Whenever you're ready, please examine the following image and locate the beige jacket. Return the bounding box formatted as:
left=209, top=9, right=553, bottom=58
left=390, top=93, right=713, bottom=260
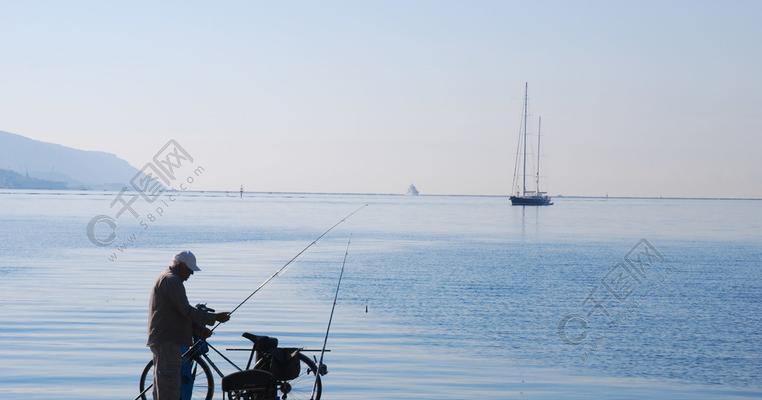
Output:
left=147, top=268, right=216, bottom=346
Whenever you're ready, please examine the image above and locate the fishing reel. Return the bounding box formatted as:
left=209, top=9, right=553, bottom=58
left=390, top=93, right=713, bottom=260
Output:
left=196, top=303, right=216, bottom=313
left=311, top=356, right=329, bottom=376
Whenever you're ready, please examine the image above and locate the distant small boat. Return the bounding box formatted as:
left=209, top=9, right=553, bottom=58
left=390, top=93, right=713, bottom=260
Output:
left=406, top=184, right=420, bottom=196
left=510, top=83, right=552, bottom=206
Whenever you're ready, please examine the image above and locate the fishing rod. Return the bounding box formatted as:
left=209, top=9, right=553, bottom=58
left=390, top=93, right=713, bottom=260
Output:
left=132, top=204, right=367, bottom=400
left=311, top=236, right=351, bottom=400
left=217, top=203, right=365, bottom=328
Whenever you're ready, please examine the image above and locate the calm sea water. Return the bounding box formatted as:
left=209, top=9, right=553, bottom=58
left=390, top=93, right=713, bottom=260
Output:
left=0, top=190, right=760, bottom=399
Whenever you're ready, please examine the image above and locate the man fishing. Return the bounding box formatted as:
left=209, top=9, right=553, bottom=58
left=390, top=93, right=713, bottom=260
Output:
left=147, top=250, right=231, bottom=399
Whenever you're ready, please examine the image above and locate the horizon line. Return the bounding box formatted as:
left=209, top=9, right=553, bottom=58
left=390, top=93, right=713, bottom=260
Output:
left=0, top=188, right=760, bottom=201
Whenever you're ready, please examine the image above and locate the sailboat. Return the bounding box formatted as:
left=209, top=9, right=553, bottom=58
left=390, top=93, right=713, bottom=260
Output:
left=406, top=184, right=420, bottom=196
left=510, top=83, right=553, bottom=206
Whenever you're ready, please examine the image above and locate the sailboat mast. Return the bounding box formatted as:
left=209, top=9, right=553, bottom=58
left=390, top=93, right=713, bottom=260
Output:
left=522, top=82, right=528, bottom=196
left=536, top=116, right=541, bottom=193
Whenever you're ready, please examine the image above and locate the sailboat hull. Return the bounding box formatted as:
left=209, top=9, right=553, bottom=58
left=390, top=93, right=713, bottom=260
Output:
left=510, top=195, right=553, bottom=206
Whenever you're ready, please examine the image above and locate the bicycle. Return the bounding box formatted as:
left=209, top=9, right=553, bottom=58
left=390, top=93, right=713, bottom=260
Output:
left=139, top=309, right=325, bottom=400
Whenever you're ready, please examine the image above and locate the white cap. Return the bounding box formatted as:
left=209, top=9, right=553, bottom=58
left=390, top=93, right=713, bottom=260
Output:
left=174, top=250, right=201, bottom=272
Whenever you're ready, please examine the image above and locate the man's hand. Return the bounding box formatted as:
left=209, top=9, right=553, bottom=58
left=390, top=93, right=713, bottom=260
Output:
left=215, top=312, right=231, bottom=323
left=199, top=327, right=213, bottom=339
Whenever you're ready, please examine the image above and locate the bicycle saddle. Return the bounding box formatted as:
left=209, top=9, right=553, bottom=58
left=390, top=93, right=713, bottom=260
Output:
left=242, top=332, right=259, bottom=343
left=242, top=333, right=279, bottom=352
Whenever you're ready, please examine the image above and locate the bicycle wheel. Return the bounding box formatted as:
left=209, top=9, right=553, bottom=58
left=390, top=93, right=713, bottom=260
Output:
left=139, top=356, right=214, bottom=400
left=279, top=353, right=322, bottom=400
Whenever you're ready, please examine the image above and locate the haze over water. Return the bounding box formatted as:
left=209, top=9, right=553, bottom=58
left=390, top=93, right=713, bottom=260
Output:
left=1, top=190, right=760, bottom=399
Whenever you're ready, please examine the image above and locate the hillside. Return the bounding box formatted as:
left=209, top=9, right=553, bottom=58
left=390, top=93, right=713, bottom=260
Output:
left=0, top=131, right=140, bottom=189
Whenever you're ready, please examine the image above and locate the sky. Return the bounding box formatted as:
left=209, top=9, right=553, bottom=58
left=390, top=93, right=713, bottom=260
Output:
left=1, top=1, right=760, bottom=197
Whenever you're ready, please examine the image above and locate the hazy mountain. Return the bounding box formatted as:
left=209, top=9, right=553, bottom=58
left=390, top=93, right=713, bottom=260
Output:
left=0, top=130, right=140, bottom=189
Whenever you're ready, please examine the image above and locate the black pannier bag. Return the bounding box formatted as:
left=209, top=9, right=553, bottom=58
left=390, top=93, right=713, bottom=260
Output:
left=269, top=347, right=301, bottom=381
left=221, top=369, right=276, bottom=400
